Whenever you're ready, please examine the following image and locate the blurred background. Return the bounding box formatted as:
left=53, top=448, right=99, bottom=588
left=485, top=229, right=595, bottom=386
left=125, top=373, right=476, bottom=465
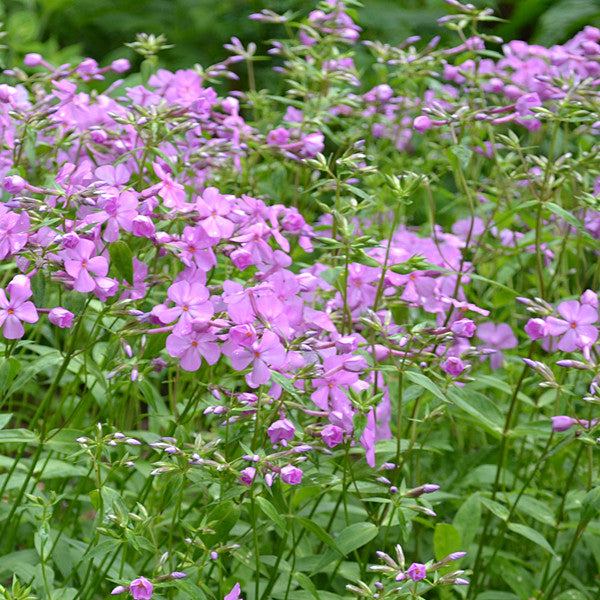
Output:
left=1, top=0, right=600, bottom=81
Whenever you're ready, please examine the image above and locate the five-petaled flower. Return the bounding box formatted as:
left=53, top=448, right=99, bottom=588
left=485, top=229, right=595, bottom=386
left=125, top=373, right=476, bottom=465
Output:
left=0, top=275, right=39, bottom=339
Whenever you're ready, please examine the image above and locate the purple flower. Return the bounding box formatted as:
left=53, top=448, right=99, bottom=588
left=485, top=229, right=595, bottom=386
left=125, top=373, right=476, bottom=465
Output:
left=62, top=239, right=109, bottom=293
left=129, top=577, right=153, bottom=600
left=545, top=300, right=598, bottom=352
left=0, top=275, right=39, bottom=339
left=267, top=418, right=295, bottom=445
left=450, top=318, right=476, bottom=338
left=280, top=464, right=303, bottom=485
left=477, top=322, right=518, bottom=369
left=406, top=562, right=427, bottom=581
left=239, top=467, right=256, bottom=486
left=48, top=307, right=74, bottom=328
left=229, top=330, right=286, bottom=388
left=321, top=424, right=344, bottom=448
left=413, top=115, right=432, bottom=134
left=224, top=583, right=242, bottom=600
left=551, top=415, right=576, bottom=432
left=442, top=356, right=465, bottom=377
left=524, top=318, right=548, bottom=340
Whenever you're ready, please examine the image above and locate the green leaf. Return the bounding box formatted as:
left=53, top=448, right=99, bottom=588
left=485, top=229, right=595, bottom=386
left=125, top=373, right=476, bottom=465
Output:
left=353, top=412, right=368, bottom=441
left=581, top=486, right=600, bottom=525
left=447, top=145, right=473, bottom=170
left=108, top=240, right=134, bottom=285
left=335, top=522, right=378, bottom=555
left=507, top=522, right=557, bottom=557
left=294, top=572, right=321, bottom=600
left=295, top=516, right=341, bottom=554
left=404, top=371, right=447, bottom=403
left=448, top=388, right=504, bottom=437
left=30, top=271, right=46, bottom=307
left=0, top=413, right=12, bottom=430
left=433, top=523, right=462, bottom=562
left=256, top=496, right=287, bottom=536
left=203, top=501, right=241, bottom=547
left=453, top=493, right=480, bottom=549
left=480, top=496, right=509, bottom=521
left=0, top=429, right=37, bottom=444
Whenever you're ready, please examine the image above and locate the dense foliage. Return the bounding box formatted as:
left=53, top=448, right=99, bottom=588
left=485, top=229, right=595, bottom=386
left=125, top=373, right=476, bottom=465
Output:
left=1, top=1, right=600, bottom=600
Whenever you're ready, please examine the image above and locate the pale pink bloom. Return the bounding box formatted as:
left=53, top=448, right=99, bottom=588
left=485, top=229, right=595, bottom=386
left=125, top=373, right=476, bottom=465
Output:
left=62, top=239, right=109, bottom=293
left=0, top=275, right=39, bottom=339
left=545, top=300, right=598, bottom=352
left=129, top=577, right=153, bottom=600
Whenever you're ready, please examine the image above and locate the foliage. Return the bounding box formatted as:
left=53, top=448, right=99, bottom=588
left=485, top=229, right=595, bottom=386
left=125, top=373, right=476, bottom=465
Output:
left=1, top=1, right=600, bottom=600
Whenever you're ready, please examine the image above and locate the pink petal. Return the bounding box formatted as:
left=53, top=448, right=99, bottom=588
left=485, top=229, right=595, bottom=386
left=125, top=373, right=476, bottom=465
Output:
left=15, top=301, right=38, bottom=323
left=2, top=315, right=24, bottom=339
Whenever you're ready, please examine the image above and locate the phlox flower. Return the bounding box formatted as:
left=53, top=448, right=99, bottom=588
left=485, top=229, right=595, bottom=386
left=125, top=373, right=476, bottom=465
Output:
left=166, top=324, right=220, bottom=371
left=224, top=582, right=243, bottom=600
left=129, top=577, right=153, bottom=600
left=0, top=275, right=39, bottom=339
left=406, top=562, right=427, bottom=581
left=0, top=207, right=30, bottom=260
left=280, top=464, right=303, bottom=484
left=154, top=280, right=213, bottom=334
left=196, top=187, right=235, bottom=240
left=62, top=239, right=109, bottom=293
left=229, top=330, right=286, bottom=388
left=545, top=300, right=598, bottom=352
left=477, top=322, right=518, bottom=369
left=267, top=417, right=295, bottom=445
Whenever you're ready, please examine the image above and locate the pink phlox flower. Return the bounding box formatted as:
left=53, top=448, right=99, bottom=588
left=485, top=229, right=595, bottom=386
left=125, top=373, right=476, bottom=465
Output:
left=62, top=238, right=109, bottom=293
left=96, top=190, right=139, bottom=242
left=344, top=263, right=380, bottom=309
left=153, top=162, right=188, bottom=211
left=232, top=222, right=275, bottom=264
left=173, top=225, right=217, bottom=271
left=407, top=562, right=427, bottom=581
left=155, top=280, right=213, bottom=334
left=0, top=274, right=39, bottom=339
left=222, top=280, right=273, bottom=324
left=267, top=417, right=295, bottom=445
left=280, top=464, right=303, bottom=484
left=166, top=324, right=220, bottom=371
left=129, top=577, right=153, bottom=600
left=196, top=187, right=235, bottom=240
left=0, top=208, right=30, bottom=259
left=545, top=300, right=598, bottom=352
left=477, top=322, right=518, bottom=369
left=94, top=163, right=131, bottom=188
left=224, top=582, right=243, bottom=600
left=238, top=467, right=256, bottom=487
left=229, top=330, right=286, bottom=388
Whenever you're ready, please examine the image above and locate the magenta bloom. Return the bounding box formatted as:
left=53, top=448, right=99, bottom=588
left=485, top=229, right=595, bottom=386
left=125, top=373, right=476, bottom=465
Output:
left=229, top=330, right=286, bottom=388
left=224, top=583, right=242, bottom=600
left=48, top=307, right=74, bottom=328
left=551, top=415, right=576, bottom=432
left=321, top=424, right=344, bottom=448
left=545, top=300, right=598, bottom=352
left=406, top=562, right=427, bottom=581
left=477, top=322, right=518, bottom=369
left=239, top=467, right=256, bottom=486
left=155, top=280, right=213, bottom=334
left=280, top=464, right=303, bottom=485
left=62, top=239, right=109, bottom=293
left=129, top=577, right=153, bottom=600
left=166, top=326, right=220, bottom=372
left=267, top=418, right=295, bottom=445
left=0, top=275, right=39, bottom=339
